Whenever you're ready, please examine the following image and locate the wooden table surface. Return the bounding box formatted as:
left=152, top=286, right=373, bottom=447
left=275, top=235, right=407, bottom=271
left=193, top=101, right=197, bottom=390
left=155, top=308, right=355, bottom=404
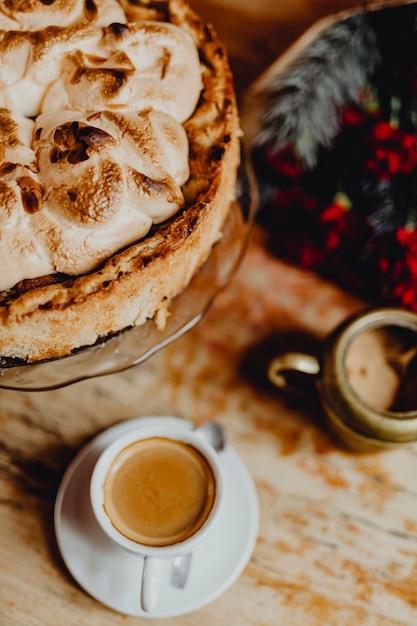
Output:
left=3, top=2, right=417, bottom=625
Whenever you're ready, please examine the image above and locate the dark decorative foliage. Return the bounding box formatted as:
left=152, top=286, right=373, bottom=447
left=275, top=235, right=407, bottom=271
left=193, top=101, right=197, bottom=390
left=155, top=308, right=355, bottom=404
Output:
left=253, top=3, right=417, bottom=311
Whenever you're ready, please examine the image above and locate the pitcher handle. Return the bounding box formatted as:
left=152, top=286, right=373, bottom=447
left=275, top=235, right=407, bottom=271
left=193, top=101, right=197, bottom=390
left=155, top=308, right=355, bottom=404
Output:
left=268, top=352, right=320, bottom=391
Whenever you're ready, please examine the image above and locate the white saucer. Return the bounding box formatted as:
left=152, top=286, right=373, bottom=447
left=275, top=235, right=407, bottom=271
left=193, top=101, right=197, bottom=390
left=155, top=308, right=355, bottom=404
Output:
left=54, top=417, right=259, bottom=618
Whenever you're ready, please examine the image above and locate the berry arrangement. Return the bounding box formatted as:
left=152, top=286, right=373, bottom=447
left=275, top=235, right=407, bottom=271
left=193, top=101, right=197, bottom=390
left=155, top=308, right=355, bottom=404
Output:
left=254, top=6, right=417, bottom=310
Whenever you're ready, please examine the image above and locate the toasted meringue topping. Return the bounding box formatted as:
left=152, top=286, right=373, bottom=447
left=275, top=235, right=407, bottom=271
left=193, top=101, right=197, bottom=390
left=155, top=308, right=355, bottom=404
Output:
left=41, top=21, right=202, bottom=123
left=0, top=20, right=201, bottom=119
left=0, top=24, right=100, bottom=118
left=0, top=2, right=203, bottom=291
left=0, top=107, right=190, bottom=288
left=0, top=109, right=53, bottom=289
left=0, top=0, right=126, bottom=30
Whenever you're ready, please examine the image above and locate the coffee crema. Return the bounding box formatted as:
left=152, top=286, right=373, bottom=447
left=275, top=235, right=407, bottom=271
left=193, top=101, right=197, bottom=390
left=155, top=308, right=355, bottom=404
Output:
left=103, top=437, right=216, bottom=547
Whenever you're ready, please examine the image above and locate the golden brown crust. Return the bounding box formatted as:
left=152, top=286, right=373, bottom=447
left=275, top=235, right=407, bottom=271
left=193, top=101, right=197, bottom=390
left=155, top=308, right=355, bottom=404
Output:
left=0, top=0, right=240, bottom=363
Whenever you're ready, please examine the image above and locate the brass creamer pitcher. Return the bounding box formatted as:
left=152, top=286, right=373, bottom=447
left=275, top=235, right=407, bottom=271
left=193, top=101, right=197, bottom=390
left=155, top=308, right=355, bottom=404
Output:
left=268, top=308, right=417, bottom=452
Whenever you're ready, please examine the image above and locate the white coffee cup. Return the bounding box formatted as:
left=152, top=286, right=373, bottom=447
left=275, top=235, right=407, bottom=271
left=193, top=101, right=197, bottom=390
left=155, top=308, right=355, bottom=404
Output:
left=90, top=421, right=224, bottom=613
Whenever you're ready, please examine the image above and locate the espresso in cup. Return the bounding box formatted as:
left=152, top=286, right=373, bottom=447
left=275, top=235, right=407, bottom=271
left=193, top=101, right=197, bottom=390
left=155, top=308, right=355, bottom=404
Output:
left=103, top=436, right=216, bottom=547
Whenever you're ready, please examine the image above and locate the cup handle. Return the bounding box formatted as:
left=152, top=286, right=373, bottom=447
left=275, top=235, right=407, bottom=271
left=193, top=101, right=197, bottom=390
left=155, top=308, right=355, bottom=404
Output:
left=141, top=556, right=162, bottom=613
left=268, top=352, right=320, bottom=391
left=141, top=553, right=193, bottom=612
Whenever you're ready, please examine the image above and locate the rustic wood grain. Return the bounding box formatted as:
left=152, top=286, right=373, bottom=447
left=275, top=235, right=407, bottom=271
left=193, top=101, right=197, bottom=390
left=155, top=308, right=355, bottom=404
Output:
left=2, top=2, right=417, bottom=624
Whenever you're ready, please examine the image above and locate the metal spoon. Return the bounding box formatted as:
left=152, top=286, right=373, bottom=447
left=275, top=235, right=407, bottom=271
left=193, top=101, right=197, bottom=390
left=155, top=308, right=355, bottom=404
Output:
left=171, top=553, right=192, bottom=589
left=194, top=421, right=225, bottom=452
left=386, top=344, right=417, bottom=379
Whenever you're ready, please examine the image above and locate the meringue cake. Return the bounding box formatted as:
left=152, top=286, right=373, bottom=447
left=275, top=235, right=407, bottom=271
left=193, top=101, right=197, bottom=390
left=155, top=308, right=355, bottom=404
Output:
left=0, top=0, right=240, bottom=364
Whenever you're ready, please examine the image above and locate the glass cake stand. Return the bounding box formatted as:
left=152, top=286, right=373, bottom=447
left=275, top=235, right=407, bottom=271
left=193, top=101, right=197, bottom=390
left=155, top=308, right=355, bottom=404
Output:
left=0, top=146, right=257, bottom=391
